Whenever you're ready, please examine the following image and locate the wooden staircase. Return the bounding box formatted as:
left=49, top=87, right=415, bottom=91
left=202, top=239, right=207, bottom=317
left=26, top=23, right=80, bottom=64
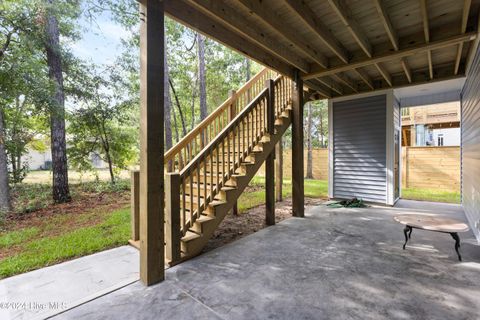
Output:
left=130, top=68, right=293, bottom=266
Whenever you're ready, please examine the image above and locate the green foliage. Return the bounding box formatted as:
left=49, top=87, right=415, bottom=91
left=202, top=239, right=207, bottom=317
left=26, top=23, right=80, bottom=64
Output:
left=67, top=65, right=138, bottom=183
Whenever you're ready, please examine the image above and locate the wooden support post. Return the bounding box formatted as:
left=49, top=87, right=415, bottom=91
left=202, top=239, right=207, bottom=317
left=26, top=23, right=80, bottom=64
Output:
left=275, top=138, right=283, bottom=202
left=292, top=70, right=304, bottom=217
left=131, top=170, right=140, bottom=241
left=139, top=0, right=165, bottom=286
left=165, top=173, right=181, bottom=264
left=266, top=79, right=275, bottom=225
left=228, top=89, right=239, bottom=216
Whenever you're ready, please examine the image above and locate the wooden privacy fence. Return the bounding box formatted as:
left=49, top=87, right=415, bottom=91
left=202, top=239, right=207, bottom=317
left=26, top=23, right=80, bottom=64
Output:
left=259, top=148, right=328, bottom=180
left=402, top=146, right=460, bottom=191
left=260, top=146, right=459, bottom=191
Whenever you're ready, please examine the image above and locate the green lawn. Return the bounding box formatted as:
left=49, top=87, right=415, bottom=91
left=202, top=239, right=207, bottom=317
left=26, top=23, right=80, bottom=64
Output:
left=401, top=187, right=460, bottom=204
left=0, top=207, right=131, bottom=278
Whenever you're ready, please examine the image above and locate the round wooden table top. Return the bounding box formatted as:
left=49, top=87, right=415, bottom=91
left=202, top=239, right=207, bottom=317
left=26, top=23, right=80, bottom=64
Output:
left=394, top=214, right=470, bottom=233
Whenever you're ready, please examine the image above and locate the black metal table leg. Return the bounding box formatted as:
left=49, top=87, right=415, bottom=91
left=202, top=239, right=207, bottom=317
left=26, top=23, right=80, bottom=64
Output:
left=450, top=232, right=462, bottom=261
left=408, top=227, right=413, bottom=239
left=403, top=226, right=412, bottom=250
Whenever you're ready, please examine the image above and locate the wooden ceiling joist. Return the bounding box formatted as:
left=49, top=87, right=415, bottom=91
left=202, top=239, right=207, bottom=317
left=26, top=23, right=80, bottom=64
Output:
left=164, top=0, right=295, bottom=76
left=375, top=63, right=392, bottom=86
left=373, top=0, right=412, bottom=83
left=353, top=68, right=374, bottom=90
left=420, top=0, right=433, bottom=79
left=400, top=58, right=412, bottom=83
left=316, top=77, right=344, bottom=95
left=454, top=0, right=472, bottom=75
left=236, top=0, right=328, bottom=68
left=332, top=73, right=358, bottom=92
left=327, top=0, right=372, bottom=57
left=373, top=0, right=399, bottom=51
left=183, top=0, right=310, bottom=73
left=282, top=0, right=348, bottom=63
left=304, top=32, right=476, bottom=80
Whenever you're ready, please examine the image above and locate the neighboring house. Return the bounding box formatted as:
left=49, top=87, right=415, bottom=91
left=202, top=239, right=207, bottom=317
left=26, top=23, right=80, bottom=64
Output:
left=401, top=102, right=460, bottom=146
left=24, top=147, right=106, bottom=170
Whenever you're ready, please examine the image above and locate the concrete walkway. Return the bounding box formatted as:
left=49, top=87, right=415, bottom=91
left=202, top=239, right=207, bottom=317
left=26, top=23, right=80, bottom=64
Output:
left=48, top=200, right=479, bottom=320
left=0, top=246, right=139, bottom=320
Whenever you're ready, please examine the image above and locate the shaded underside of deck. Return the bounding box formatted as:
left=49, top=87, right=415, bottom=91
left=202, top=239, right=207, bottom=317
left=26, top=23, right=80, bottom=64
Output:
left=53, top=200, right=480, bottom=320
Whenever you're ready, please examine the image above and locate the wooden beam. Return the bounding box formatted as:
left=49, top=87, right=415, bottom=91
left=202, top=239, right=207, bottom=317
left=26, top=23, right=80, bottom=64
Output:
left=183, top=0, right=309, bottom=73
left=266, top=79, right=275, bottom=226
left=275, top=138, right=283, bottom=202
left=327, top=0, right=372, bottom=57
left=353, top=68, right=374, bottom=90
left=373, top=0, right=399, bottom=50
left=375, top=63, right=392, bottom=86
left=236, top=0, right=328, bottom=68
left=165, top=173, right=181, bottom=263
left=419, top=0, right=433, bottom=79
left=283, top=0, right=348, bottom=63
left=130, top=170, right=140, bottom=241
left=454, top=0, right=472, bottom=75
left=304, top=32, right=476, bottom=79
left=165, top=0, right=294, bottom=76
left=292, top=70, right=304, bottom=218
left=139, top=0, right=165, bottom=286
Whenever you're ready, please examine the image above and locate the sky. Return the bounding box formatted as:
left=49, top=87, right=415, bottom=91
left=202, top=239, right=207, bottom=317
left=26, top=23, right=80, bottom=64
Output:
left=69, top=9, right=126, bottom=66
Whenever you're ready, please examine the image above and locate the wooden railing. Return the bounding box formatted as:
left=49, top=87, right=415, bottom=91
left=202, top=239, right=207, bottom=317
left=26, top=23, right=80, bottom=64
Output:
left=165, top=75, right=292, bottom=262
left=164, top=68, right=278, bottom=172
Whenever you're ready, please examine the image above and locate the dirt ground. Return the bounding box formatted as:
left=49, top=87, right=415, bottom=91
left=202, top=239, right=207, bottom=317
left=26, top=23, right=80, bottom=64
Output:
left=202, top=197, right=325, bottom=253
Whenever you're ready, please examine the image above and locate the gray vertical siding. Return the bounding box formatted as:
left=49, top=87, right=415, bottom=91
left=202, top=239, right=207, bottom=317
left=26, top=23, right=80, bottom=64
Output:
left=461, top=47, right=480, bottom=241
left=333, top=95, right=387, bottom=203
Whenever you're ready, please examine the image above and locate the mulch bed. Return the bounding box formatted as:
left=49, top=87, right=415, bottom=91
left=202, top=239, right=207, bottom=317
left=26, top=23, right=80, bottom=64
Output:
left=202, top=197, right=325, bottom=253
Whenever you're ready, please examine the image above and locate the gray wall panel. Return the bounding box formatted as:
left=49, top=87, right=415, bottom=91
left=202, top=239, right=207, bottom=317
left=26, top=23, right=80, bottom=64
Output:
left=461, top=46, right=480, bottom=241
left=333, top=95, right=387, bottom=203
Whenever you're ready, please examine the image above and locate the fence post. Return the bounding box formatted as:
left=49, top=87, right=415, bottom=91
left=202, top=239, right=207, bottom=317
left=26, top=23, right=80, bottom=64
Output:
left=165, top=173, right=181, bottom=264
left=130, top=170, right=140, bottom=242
left=402, top=147, right=408, bottom=188
left=265, top=79, right=275, bottom=225
left=228, top=90, right=239, bottom=216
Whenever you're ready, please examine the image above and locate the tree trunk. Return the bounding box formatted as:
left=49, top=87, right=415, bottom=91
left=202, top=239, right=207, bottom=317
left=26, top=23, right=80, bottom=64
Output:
left=245, top=58, right=251, bottom=82
left=0, top=109, right=11, bottom=215
left=45, top=1, right=70, bottom=203
left=306, top=102, right=313, bottom=179
left=198, top=34, right=207, bottom=121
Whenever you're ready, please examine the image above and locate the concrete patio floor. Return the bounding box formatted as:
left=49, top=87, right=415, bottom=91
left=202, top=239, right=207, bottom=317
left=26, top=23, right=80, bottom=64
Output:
left=48, top=199, right=480, bottom=320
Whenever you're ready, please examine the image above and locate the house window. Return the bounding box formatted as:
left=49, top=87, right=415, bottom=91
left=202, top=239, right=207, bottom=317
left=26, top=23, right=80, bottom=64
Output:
left=438, top=134, right=444, bottom=146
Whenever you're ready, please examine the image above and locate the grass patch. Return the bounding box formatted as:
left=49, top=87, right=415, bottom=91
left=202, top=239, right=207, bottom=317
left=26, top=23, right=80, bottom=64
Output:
left=0, top=227, right=39, bottom=248
left=401, top=187, right=460, bottom=204
left=0, top=207, right=130, bottom=278
left=238, top=177, right=328, bottom=213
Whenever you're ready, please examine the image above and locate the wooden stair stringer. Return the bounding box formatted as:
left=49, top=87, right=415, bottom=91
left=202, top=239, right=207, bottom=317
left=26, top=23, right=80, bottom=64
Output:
left=179, top=112, right=292, bottom=259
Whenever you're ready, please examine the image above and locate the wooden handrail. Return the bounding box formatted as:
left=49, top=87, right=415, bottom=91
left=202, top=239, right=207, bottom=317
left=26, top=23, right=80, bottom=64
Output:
left=180, top=88, right=269, bottom=178
left=164, top=67, right=277, bottom=170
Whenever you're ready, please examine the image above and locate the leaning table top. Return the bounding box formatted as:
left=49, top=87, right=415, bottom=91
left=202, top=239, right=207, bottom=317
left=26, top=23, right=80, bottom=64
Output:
left=394, top=214, right=470, bottom=233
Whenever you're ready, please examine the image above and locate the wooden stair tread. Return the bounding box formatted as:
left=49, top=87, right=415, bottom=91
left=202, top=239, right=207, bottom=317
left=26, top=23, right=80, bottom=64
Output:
left=182, top=230, right=201, bottom=242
